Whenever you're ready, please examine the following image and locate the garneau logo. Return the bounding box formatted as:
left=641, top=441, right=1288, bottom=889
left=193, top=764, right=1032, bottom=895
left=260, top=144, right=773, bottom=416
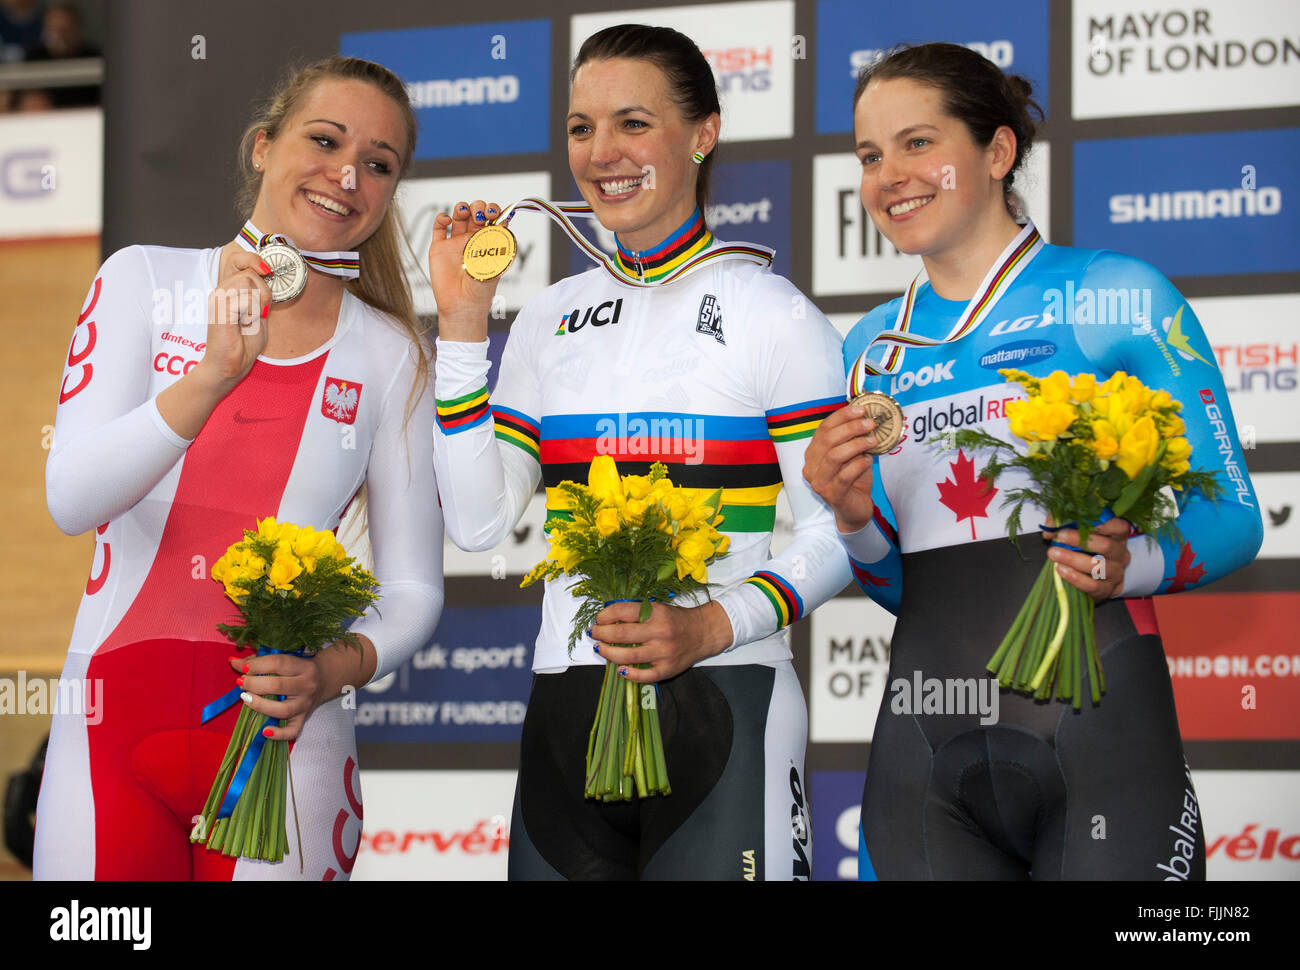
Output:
left=553, top=298, right=623, bottom=335
left=1199, top=388, right=1254, bottom=507
left=1110, top=186, right=1281, bottom=224
left=50, top=900, right=150, bottom=950
left=406, top=75, right=519, bottom=108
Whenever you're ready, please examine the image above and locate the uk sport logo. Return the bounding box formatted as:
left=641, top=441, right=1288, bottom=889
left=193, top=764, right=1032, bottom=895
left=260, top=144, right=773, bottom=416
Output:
left=322, top=378, right=362, bottom=424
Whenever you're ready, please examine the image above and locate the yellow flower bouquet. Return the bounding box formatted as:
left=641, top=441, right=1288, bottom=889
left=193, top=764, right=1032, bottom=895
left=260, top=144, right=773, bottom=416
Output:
left=192, top=518, right=379, bottom=862
left=522, top=456, right=729, bottom=800
left=944, top=369, right=1220, bottom=707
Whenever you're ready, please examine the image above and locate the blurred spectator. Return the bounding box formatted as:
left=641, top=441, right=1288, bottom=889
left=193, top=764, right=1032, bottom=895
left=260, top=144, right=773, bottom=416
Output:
left=0, top=0, right=44, bottom=62
left=15, top=85, right=52, bottom=110
left=24, top=2, right=97, bottom=106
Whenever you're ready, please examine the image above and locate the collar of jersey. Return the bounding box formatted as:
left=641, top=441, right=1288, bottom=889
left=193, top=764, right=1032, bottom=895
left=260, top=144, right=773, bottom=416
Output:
left=613, top=209, right=713, bottom=283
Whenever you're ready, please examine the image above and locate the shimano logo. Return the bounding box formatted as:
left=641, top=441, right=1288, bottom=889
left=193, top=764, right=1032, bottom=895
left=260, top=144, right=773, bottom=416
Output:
left=1110, top=187, right=1281, bottom=223
left=850, top=39, right=1012, bottom=76
left=407, top=75, right=519, bottom=108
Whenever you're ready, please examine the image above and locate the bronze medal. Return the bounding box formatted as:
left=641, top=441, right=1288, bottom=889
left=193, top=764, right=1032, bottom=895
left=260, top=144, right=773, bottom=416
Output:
left=462, top=223, right=517, bottom=281
left=851, top=391, right=905, bottom=455
left=258, top=241, right=309, bottom=303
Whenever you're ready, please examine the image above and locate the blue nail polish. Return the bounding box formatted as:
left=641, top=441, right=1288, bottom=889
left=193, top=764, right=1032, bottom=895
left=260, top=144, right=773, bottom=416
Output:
left=474, top=211, right=486, bottom=222
left=593, top=644, right=600, bottom=654
left=458, top=204, right=468, bottom=211
left=618, top=667, right=628, bottom=678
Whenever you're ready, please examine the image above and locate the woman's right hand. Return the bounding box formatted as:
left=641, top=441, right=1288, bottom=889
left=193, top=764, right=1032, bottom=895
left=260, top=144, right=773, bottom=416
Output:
left=426, top=200, right=504, bottom=342
left=802, top=400, right=880, bottom=534
left=194, top=250, right=273, bottom=395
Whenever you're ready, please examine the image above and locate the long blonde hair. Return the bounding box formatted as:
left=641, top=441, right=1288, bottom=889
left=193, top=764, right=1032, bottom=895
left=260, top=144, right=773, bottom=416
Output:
left=235, top=56, right=430, bottom=412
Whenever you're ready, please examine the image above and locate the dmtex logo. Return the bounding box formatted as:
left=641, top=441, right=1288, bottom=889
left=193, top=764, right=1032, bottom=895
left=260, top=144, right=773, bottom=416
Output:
left=342, top=20, right=550, bottom=160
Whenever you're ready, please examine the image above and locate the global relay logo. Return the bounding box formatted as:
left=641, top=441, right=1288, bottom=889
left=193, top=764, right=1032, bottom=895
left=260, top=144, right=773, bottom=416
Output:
left=342, top=19, right=550, bottom=160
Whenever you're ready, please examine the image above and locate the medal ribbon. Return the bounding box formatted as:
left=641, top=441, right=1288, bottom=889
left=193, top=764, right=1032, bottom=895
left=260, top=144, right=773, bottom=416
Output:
left=496, top=198, right=774, bottom=287
left=846, top=221, right=1044, bottom=398
left=237, top=221, right=360, bottom=280
left=200, top=644, right=304, bottom=819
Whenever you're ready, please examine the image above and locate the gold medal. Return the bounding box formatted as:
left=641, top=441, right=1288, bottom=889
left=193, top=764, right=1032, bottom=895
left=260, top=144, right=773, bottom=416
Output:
left=851, top=391, right=905, bottom=455
left=462, top=223, right=517, bottom=281
left=258, top=241, right=309, bottom=303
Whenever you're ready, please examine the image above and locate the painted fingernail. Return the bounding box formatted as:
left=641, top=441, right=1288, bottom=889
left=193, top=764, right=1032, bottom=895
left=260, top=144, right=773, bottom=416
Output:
left=260, top=304, right=269, bottom=319
left=258, top=260, right=271, bottom=274
left=474, top=211, right=485, bottom=222
left=262, top=727, right=274, bottom=738
left=487, top=206, right=498, bottom=214
left=243, top=664, right=250, bottom=673
left=458, top=204, right=468, bottom=212
left=240, top=692, right=253, bottom=704
left=618, top=667, right=628, bottom=678
left=236, top=676, right=245, bottom=687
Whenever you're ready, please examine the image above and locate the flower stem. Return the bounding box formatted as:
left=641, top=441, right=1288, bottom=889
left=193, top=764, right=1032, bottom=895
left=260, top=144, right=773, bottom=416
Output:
left=1029, top=567, right=1071, bottom=691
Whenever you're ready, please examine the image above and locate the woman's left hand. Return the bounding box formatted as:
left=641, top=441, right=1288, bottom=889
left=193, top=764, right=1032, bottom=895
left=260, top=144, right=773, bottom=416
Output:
left=1044, top=516, right=1132, bottom=603
left=591, top=601, right=734, bottom=683
left=229, top=636, right=376, bottom=741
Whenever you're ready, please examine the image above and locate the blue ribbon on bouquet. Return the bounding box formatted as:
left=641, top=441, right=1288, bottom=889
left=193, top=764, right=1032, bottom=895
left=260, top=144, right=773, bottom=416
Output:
left=1040, top=508, right=1117, bottom=554
left=200, top=644, right=300, bottom=820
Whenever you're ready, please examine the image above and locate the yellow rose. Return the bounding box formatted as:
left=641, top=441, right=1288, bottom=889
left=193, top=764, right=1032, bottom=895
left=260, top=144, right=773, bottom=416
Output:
left=1008, top=398, right=1075, bottom=442
left=1090, top=419, right=1120, bottom=461
left=237, top=550, right=267, bottom=578
left=268, top=552, right=303, bottom=590
left=1070, top=373, right=1096, bottom=403
left=624, top=498, right=648, bottom=523
left=623, top=475, right=653, bottom=500
left=1039, top=370, right=1071, bottom=404
left=211, top=551, right=233, bottom=583
left=1116, top=416, right=1160, bottom=479
left=594, top=507, right=621, bottom=537
left=1162, top=436, right=1192, bottom=468
left=675, top=531, right=714, bottom=582
left=1159, top=414, right=1186, bottom=439
left=1150, top=389, right=1173, bottom=411
left=223, top=581, right=248, bottom=603
left=587, top=456, right=625, bottom=509
left=549, top=536, right=582, bottom=572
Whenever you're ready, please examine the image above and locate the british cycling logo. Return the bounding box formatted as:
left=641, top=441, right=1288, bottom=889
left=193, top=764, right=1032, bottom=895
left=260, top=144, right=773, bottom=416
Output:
left=702, top=45, right=773, bottom=94
left=696, top=293, right=725, bottom=344
left=321, top=378, right=362, bottom=425
left=553, top=298, right=624, bottom=335
left=50, top=900, right=150, bottom=950
left=0, top=672, right=101, bottom=724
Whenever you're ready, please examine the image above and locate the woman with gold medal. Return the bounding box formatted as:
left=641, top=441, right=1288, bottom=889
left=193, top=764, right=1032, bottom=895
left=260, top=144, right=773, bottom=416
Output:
left=428, top=24, right=850, bottom=880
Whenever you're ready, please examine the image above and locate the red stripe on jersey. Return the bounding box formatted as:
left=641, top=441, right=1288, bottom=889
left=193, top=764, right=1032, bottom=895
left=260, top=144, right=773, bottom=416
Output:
left=540, top=436, right=777, bottom=466
left=1124, top=597, right=1161, bottom=638
left=97, top=356, right=328, bottom=653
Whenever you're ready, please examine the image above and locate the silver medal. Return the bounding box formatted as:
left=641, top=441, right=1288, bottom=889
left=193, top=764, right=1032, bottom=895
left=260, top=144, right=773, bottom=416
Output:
left=258, top=241, right=308, bottom=303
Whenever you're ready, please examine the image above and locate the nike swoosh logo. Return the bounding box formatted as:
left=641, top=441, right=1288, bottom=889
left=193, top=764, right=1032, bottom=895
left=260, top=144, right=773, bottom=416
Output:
left=232, top=410, right=281, bottom=424
left=1166, top=306, right=1212, bottom=365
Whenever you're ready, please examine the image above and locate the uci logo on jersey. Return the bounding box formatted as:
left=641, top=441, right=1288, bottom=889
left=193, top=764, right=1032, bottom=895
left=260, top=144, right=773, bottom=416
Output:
left=553, top=298, right=623, bottom=335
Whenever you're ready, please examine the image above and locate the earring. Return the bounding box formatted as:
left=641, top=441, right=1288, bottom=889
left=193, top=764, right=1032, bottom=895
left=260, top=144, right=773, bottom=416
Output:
left=254, top=162, right=261, bottom=171
left=692, top=151, right=706, bottom=165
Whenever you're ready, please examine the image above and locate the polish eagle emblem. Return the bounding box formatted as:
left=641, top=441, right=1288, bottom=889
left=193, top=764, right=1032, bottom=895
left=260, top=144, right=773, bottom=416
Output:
left=321, top=377, right=362, bottom=424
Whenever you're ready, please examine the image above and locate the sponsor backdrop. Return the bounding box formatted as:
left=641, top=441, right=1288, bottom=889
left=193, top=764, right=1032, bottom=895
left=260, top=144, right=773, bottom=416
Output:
left=104, top=0, right=1299, bottom=879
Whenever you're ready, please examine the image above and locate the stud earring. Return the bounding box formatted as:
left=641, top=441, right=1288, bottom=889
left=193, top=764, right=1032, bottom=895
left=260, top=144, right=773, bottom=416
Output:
left=691, top=151, right=706, bottom=165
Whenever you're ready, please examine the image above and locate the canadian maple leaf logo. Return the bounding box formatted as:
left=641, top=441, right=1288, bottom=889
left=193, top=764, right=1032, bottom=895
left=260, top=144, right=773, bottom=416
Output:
left=1164, top=541, right=1207, bottom=593
left=936, top=450, right=998, bottom=540
left=852, top=563, right=890, bottom=588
